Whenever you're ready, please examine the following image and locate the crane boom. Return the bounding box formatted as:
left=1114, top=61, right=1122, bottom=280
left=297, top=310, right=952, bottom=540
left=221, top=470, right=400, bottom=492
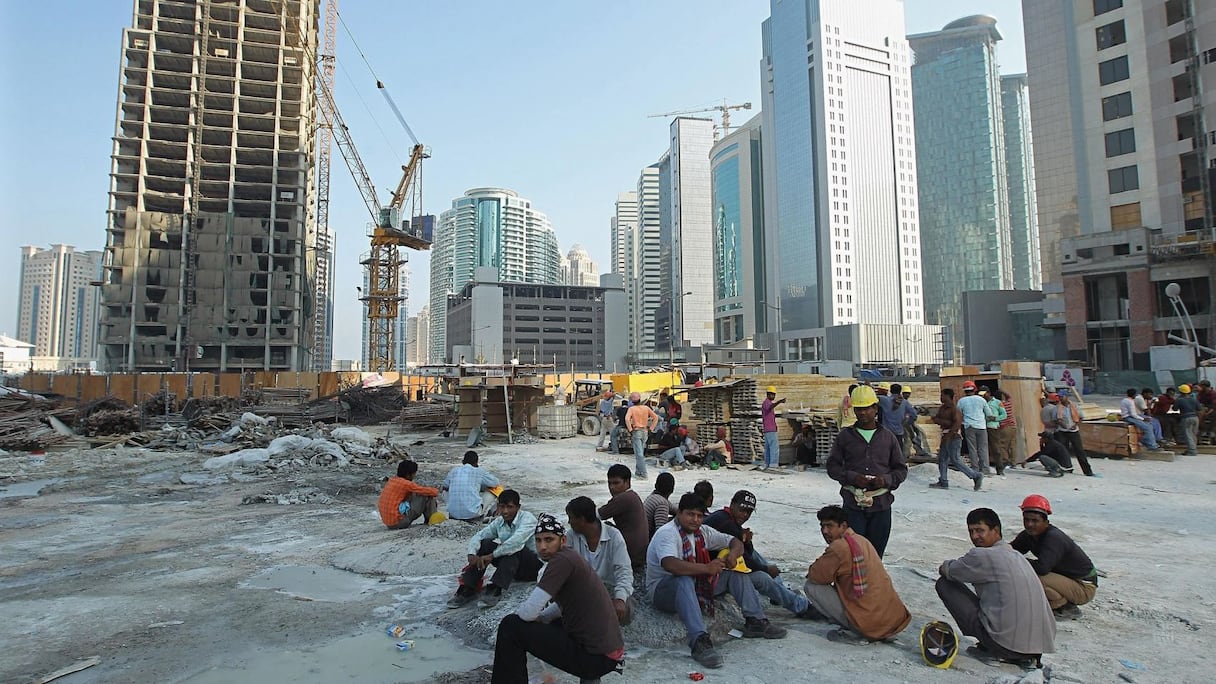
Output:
left=648, top=99, right=753, bottom=139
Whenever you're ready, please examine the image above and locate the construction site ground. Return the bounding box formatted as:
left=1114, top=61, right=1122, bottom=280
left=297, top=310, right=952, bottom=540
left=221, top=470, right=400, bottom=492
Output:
left=2, top=412, right=1213, bottom=683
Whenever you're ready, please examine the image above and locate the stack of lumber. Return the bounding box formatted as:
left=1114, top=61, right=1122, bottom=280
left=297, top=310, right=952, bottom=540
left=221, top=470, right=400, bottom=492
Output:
left=75, top=396, right=140, bottom=436
left=729, top=418, right=764, bottom=463
left=397, top=402, right=455, bottom=428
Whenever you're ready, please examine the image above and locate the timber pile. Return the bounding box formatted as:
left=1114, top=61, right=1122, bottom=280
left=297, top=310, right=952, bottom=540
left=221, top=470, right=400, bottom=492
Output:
left=338, top=385, right=407, bottom=424
left=398, top=402, right=454, bottom=428
left=141, top=390, right=178, bottom=416
left=76, top=396, right=141, bottom=436
left=0, top=387, right=73, bottom=450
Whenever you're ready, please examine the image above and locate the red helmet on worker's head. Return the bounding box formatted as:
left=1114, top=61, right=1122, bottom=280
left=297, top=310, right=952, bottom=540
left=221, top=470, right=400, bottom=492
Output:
left=962, top=380, right=977, bottom=391
left=677, top=426, right=689, bottom=438
left=1020, top=494, right=1052, bottom=516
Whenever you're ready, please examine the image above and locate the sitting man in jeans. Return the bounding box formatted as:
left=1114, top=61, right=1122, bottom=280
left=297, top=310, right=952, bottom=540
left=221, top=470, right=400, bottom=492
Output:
left=1120, top=388, right=1161, bottom=452
left=447, top=489, right=541, bottom=610
left=936, top=507, right=1056, bottom=668
left=646, top=492, right=787, bottom=670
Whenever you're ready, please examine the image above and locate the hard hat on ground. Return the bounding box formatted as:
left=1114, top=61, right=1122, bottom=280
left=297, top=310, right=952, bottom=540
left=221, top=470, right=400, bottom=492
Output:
left=428, top=511, right=448, bottom=525
left=920, top=621, right=959, bottom=669
left=850, top=385, right=880, bottom=408
left=1020, top=494, right=1052, bottom=516
left=1179, top=384, right=1192, bottom=394
left=765, top=385, right=778, bottom=394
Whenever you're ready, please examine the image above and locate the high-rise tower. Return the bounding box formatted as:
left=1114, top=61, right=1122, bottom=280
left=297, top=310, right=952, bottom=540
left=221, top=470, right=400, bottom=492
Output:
left=102, top=0, right=320, bottom=371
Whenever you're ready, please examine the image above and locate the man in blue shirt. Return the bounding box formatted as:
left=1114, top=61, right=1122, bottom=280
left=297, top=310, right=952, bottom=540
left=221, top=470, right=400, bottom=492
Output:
left=879, top=383, right=917, bottom=459
left=448, top=489, right=540, bottom=609
left=442, top=450, right=500, bottom=521
left=957, top=381, right=994, bottom=474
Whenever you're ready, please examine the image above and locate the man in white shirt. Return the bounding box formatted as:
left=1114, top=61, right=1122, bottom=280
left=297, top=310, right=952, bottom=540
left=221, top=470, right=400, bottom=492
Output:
left=1119, top=388, right=1161, bottom=451
left=564, top=496, right=636, bottom=624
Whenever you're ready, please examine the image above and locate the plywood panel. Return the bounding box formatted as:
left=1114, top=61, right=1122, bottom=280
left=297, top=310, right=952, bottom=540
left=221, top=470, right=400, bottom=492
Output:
left=191, top=373, right=216, bottom=397
left=136, top=374, right=163, bottom=402
left=81, top=375, right=109, bottom=403
left=218, top=373, right=242, bottom=398
left=109, top=374, right=136, bottom=404
left=21, top=373, right=52, bottom=393
left=318, top=372, right=340, bottom=398
left=51, top=374, right=81, bottom=402
left=1001, top=360, right=1043, bottom=465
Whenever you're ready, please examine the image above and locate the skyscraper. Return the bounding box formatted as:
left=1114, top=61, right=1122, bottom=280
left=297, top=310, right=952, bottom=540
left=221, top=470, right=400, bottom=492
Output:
left=102, top=0, right=320, bottom=371
left=403, top=304, right=429, bottom=368
left=634, top=166, right=664, bottom=353
left=427, top=187, right=560, bottom=360
left=761, top=0, right=924, bottom=359
left=710, top=115, right=768, bottom=344
left=610, top=191, right=640, bottom=352
left=564, top=245, right=599, bottom=286
left=664, top=117, right=716, bottom=350
left=18, top=245, right=104, bottom=364
left=1023, top=0, right=1216, bottom=369
left=909, top=16, right=1040, bottom=338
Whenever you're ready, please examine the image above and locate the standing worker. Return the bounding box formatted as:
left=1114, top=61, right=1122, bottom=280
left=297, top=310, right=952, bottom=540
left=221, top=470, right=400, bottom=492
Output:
left=1054, top=391, right=1095, bottom=476
left=625, top=392, right=659, bottom=480
left=826, top=385, right=908, bottom=557
left=1175, top=384, right=1201, bottom=456
left=761, top=386, right=786, bottom=471
left=595, top=390, right=616, bottom=452
left=957, top=381, right=994, bottom=474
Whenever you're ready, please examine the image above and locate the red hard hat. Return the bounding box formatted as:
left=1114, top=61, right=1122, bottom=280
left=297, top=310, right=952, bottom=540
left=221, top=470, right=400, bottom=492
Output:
left=1020, top=494, right=1052, bottom=516
left=962, top=380, right=977, bottom=391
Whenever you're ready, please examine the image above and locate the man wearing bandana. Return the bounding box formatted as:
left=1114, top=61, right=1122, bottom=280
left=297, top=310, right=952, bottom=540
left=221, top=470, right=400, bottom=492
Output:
left=645, top=493, right=787, bottom=670
left=492, top=513, right=625, bottom=683
left=804, top=505, right=911, bottom=643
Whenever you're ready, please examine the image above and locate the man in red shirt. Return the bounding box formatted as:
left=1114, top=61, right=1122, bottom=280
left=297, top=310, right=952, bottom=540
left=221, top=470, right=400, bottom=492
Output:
left=1150, top=387, right=1177, bottom=444
left=377, top=460, right=439, bottom=529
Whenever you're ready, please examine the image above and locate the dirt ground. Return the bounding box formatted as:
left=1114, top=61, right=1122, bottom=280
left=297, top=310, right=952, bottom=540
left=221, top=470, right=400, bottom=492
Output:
left=2, top=407, right=1213, bottom=684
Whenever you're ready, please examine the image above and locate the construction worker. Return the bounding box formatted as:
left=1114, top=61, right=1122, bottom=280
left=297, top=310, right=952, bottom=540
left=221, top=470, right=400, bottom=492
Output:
left=761, top=385, right=786, bottom=470
left=1011, top=494, right=1099, bottom=620
left=625, top=392, right=659, bottom=480
left=377, top=460, right=440, bottom=529
left=1176, top=384, right=1200, bottom=455
left=595, top=390, right=616, bottom=452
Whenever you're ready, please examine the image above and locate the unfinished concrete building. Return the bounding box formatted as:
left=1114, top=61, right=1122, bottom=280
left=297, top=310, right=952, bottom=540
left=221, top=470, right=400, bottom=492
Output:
left=102, top=0, right=320, bottom=371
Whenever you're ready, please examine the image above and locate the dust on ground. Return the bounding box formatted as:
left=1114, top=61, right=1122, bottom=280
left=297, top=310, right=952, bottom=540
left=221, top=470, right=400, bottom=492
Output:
left=2, top=418, right=1213, bottom=684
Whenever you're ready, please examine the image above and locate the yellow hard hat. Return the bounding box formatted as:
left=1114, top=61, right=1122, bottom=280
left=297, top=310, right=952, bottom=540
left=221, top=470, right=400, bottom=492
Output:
left=1179, top=384, right=1192, bottom=394
left=851, top=385, right=880, bottom=408
left=428, top=511, right=448, bottom=525
left=488, top=485, right=504, bottom=497
left=765, top=385, right=777, bottom=394
left=716, top=548, right=751, bottom=573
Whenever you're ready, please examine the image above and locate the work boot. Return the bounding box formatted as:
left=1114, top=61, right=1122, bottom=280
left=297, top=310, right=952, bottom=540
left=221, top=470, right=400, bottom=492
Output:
left=742, top=617, right=787, bottom=639
left=973, top=474, right=983, bottom=491
left=796, top=603, right=828, bottom=620
left=1053, top=603, right=1082, bottom=620
left=446, top=586, right=475, bottom=609
left=929, top=481, right=948, bottom=489
left=478, top=585, right=503, bottom=608
left=691, top=633, right=723, bottom=669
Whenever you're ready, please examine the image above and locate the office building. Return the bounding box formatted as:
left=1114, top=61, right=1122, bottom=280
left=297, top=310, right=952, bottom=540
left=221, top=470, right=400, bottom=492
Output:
left=18, top=245, right=104, bottom=365
left=709, top=114, right=768, bottom=345
left=0, top=335, right=34, bottom=375
left=446, top=267, right=626, bottom=371
left=428, top=188, right=560, bottom=361
left=761, top=0, right=928, bottom=365
left=661, top=117, right=716, bottom=351
left=633, top=166, right=664, bottom=354
left=909, top=16, right=1041, bottom=343
left=404, top=304, right=430, bottom=367
left=563, top=244, right=599, bottom=286
left=609, top=191, right=640, bottom=352
left=1023, top=0, right=1216, bottom=369
left=101, top=0, right=321, bottom=371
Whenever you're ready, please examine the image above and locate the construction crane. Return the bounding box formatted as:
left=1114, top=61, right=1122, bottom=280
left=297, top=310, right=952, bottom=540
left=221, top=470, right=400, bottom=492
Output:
left=648, top=99, right=753, bottom=141
left=283, top=0, right=431, bottom=373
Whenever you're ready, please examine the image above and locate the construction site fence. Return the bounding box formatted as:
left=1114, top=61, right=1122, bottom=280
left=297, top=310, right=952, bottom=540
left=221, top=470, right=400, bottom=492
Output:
left=15, top=371, right=621, bottom=407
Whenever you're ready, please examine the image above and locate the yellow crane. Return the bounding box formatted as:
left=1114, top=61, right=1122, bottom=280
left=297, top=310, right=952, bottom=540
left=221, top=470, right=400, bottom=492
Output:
left=648, top=99, right=753, bottom=140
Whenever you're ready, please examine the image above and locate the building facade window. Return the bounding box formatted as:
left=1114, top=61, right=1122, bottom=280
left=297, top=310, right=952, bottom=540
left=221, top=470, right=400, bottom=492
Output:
left=1165, top=0, right=1189, bottom=25
left=1098, top=56, right=1130, bottom=85
left=1108, top=165, right=1139, bottom=193
left=1102, top=92, right=1133, bottom=121
left=1104, top=128, right=1136, bottom=157
left=1093, top=0, right=1123, bottom=16
left=1095, top=21, right=1126, bottom=50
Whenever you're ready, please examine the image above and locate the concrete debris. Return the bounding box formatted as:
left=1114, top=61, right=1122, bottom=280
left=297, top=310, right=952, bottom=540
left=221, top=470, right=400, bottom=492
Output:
left=241, top=487, right=335, bottom=506
left=203, top=448, right=272, bottom=470
left=330, top=426, right=372, bottom=447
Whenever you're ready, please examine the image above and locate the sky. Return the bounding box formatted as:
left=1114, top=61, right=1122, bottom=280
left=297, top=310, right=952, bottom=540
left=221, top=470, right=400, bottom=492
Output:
left=0, top=0, right=1027, bottom=361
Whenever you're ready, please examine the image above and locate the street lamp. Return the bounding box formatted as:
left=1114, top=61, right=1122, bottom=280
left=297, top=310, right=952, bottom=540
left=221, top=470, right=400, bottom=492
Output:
left=1165, top=282, right=1215, bottom=357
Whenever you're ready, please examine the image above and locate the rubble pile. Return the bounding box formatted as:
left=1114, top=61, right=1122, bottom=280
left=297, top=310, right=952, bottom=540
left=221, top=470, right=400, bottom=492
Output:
left=76, top=396, right=141, bottom=436
left=0, top=387, right=73, bottom=451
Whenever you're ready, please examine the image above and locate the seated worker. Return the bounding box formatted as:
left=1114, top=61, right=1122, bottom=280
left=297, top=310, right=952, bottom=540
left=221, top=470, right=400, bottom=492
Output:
left=565, top=496, right=636, bottom=625
left=377, top=460, right=439, bottom=529
left=598, top=464, right=650, bottom=569
left=658, top=426, right=700, bottom=471
left=791, top=422, right=819, bottom=469
left=693, top=480, right=714, bottom=509
left=443, top=450, right=500, bottom=522
left=646, top=493, right=787, bottom=670
left=704, top=490, right=817, bottom=618
left=643, top=472, right=678, bottom=538
left=1026, top=432, right=1068, bottom=477
left=448, top=489, right=540, bottom=610
left=804, top=505, right=911, bottom=642
left=936, top=508, right=1056, bottom=668
left=491, top=514, right=624, bottom=684
left=1012, top=495, right=1098, bottom=620
left=703, top=427, right=732, bottom=466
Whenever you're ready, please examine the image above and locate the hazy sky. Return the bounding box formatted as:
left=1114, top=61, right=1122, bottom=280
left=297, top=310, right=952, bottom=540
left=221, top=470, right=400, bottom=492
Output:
left=0, top=0, right=1026, bottom=361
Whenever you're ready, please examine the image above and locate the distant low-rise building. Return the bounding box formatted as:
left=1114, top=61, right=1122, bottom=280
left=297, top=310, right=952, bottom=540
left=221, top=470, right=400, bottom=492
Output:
left=446, top=267, right=627, bottom=371
left=0, top=335, right=34, bottom=375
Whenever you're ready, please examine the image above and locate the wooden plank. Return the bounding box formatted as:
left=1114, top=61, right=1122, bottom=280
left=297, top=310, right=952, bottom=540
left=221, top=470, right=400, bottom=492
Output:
left=218, top=373, right=242, bottom=398
left=1001, top=360, right=1042, bottom=466
left=109, top=374, right=136, bottom=404
left=81, top=375, right=109, bottom=403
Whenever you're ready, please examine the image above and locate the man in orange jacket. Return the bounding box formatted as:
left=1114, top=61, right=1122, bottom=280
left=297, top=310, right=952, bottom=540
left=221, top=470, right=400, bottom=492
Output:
left=377, top=460, right=439, bottom=529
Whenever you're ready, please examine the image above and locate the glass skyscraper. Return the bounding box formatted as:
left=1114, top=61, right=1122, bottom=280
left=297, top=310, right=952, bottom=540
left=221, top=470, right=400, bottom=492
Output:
left=760, top=0, right=924, bottom=359
left=710, top=115, right=767, bottom=344
left=909, top=16, right=1040, bottom=336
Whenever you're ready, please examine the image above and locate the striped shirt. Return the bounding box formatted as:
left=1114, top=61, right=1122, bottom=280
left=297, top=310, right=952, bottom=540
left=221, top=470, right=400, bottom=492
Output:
left=999, top=399, right=1016, bottom=429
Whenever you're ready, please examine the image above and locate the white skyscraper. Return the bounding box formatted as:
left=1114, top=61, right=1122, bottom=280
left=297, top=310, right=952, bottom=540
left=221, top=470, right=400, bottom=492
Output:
left=428, top=188, right=560, bottom=360
left=610, top=191, right=640, bottom=352
left=666, top=117, right=716, bottom=349
left=404, top=303, right=430, bottom=367
left=18, top=245, right=104, bottom=364
left=634, top=166, right=664, bottom=352
left=564, top=245, right=599, bottom=286
left=762, top=0, right=925, bottom=350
